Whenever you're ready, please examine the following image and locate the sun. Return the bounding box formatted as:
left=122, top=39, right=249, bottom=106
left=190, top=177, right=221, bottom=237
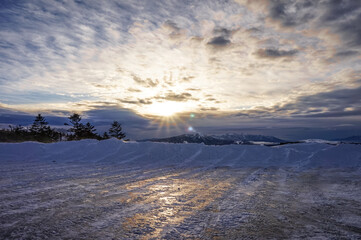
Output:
left=145, top=101, right=185, bottom=117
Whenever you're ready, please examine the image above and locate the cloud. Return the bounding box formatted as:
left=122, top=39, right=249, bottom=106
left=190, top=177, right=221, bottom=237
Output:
left=0, top=106, right=67, bottom=127
left=213, top=27, right=232, bottom=36
left=0, top=90, right=94, bottom=105
left=234, top=84, right=361, bottom=119
left=255, top=48, right=298, bottom=59
left=207, top=36, right=231, bottom=46
left=162, top=20, right=186, bottom=39
left=200, top=107, right=218, bottom=111
left=181, top=76, right=195, bottom=82
left=286, top=85, right=361, bottom=118
left=0, top=0, right=328, bottom=116
left=163, top=20, right=180, bottom=31
left=155, top=92, right=196, bottom=102
left=132, top=75, right=159, bottom=88
left=332, top=12, right=361, bottom=47
left=118, top=98, right=153, bottom=105
left=186, top=88, right=201, bottom=91
left=84, top=107, right=149, bottom=125
left=127, top=88, right=142, bottom=93
left=261, top=0, right=361, bottom=48
left=81, top=107, right=156, bottom=139
left=268, top=0, right=317, bottom=27
left=206, top=27, right=233, bottom=47
left=334, top=50, right=359, bottom=58
left=321, top=0, right=360, bottom=22
left=138, top=99, right=153, bottom=105
left=0, top=0, right=360, bottom=140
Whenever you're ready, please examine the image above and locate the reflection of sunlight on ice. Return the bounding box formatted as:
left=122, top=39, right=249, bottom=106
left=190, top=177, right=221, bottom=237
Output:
left=150, top=184, right=170, bottom=192
left=159, top=207, right=175, bottom=218
left=152, top=184, right=178, bottom=218
left=159, top=196, right=176, bottom=205
left=120, top=171, right=234, bottom=239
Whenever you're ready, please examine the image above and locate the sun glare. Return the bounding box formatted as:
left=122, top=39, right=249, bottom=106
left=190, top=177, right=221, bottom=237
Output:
left=145, top=101, right=184, bottom=117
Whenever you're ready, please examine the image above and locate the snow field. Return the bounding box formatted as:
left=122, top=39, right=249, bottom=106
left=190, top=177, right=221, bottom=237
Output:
left=1, top=139, right=361, bottom=239
left=1, top=138, right=361, bottom=169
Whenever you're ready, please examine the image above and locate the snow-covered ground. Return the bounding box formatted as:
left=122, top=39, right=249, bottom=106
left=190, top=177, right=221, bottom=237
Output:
left=1, top=139, right=361, bottom=239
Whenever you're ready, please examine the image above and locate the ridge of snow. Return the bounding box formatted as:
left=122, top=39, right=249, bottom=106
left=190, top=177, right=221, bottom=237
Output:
left=1, top=139, right=360, bottom=169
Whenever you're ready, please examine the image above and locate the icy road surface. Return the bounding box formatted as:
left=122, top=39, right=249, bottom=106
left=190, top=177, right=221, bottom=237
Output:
left=1, top=140, right=361, bottom=239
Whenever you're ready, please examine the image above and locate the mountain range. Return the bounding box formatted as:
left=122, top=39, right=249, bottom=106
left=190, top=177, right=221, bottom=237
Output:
left=139, top=133, right=287, bottom=146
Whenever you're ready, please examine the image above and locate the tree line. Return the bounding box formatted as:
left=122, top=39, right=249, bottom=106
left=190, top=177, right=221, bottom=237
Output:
left=0, top=113, right=126, bottom=143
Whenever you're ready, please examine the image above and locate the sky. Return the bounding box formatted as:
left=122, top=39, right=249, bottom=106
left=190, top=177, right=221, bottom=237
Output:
left=0, top=0, right=360, bottom=140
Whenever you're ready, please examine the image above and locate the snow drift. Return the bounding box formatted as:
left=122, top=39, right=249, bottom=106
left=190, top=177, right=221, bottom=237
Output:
left=1, top=139, right=361, bottom=169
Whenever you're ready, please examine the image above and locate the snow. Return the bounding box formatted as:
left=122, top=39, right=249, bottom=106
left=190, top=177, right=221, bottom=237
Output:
left=1, top=139, right=361, bottom=239
left=302, top=139, right=340, bottom=144
left=1, top=139, right=360, bottom=169
left=211, top=133, right=285, bottom=142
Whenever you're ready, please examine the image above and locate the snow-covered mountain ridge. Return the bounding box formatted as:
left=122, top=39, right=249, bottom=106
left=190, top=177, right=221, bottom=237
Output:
left=139, top=133, right=286, bottom=145
left=1, top=139, right=360, bottom=169
left=210, top=133, right=285, bottom=143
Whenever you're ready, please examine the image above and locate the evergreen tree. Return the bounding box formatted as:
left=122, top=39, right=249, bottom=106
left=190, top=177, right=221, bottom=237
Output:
left=65, top=113, right=83, bottom=140
left=1, top=116, right=60, bottom=143
left=30, top=114, right=50, bottom=135
left=6, top=125, right=32, bottom=142
left=29, top=114, right=57, bottom=142
left=65, top=114, right=98, bottom=140
left=82, top=122, right=98, bottom=139
left=66, top=113, right=82, bottom=132
left=102, top=132, right=110, bottom=140
left=9, top=124, right=26, bottom=135
left=108, top=121, right=126, bottom=139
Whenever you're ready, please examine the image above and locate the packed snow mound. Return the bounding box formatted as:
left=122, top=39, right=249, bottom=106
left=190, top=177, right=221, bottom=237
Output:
left=1, top=139, right=361, bottom=169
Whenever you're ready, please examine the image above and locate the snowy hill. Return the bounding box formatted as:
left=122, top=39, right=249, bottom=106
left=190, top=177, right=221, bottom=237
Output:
left=139, top=133, right=286, bottom=145
left=1, top=139, right=360, bottom=169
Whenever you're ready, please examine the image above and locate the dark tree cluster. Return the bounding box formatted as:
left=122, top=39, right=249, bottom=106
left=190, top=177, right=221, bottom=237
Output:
left=0, top=125, right=36, bottom=142
left=0, top=114, right=61, bottom=143
left=0, top=113, right=126, bottom=143
left=65, top=113, right=98, bottom=141
left=30, top=114, right=62, bottom=142
left=64, top=113, right=126, bottom=141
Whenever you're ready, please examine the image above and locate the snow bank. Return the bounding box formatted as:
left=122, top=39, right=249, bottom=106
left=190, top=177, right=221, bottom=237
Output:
left=1, top=139, right=360, bottom=169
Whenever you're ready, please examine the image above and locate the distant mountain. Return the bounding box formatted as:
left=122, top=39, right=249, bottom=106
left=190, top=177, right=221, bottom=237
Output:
left=211, top=133, right=286, bottom=143
left=334, top=136, right=361, bottom=143
left=139, top=133, right=286, bottom=145
left=301, top=139, right=339, bottom=145
left=139, top=133, right=234, bottom=145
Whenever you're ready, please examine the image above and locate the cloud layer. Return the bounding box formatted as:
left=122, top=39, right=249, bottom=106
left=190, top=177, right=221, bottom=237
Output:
left=0, top=0, right=360, bottom=139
